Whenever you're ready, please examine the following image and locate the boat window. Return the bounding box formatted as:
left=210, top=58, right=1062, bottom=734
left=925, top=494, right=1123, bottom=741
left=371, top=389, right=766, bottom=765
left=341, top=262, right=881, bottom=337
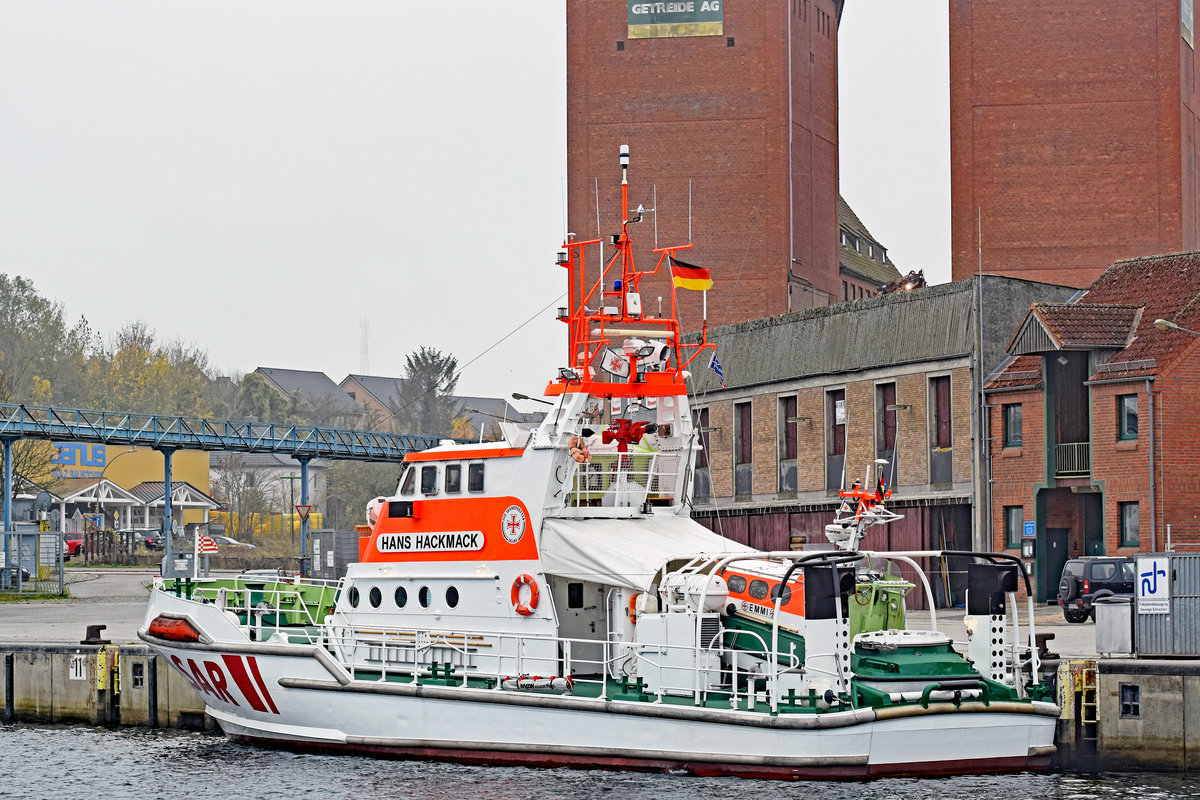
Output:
left=445, top=464, right=462, bottom=493
left=395, top=586, right=408, bottom=608
left=446, top=586, right=459, bottom=608
left=468, top=463, right=485, bottom=492
left=748, top=579, right=769, bottom=600
left=421, top=466, right=438, bottom=495
left=400, top=466, right=416, bottom=495
left=726, top=574, right=747, bottom=594
left=567, top=582, right=584, bottom=608
left=369, top=587, right=382, bottom=608
left=348, top=586, right=360, bottom=608
left=770, top=583, right=792, bottom=606
left=418, top=586, right=432, bottom=607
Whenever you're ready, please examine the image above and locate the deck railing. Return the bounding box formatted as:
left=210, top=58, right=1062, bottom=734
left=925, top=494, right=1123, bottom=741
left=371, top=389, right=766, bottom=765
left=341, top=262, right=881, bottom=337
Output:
left=561, top=451, right=681, bottom=508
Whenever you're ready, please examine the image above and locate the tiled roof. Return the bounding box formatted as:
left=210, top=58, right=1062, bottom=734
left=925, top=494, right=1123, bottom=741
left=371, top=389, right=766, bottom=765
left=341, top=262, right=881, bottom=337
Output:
left=994, top=251, right=1200, bottom=383
left=127, top=480, right=220, bottom=507
left=1074, top=252, right=1200, bottom=378
left=1032, top=303, right=1142, bottom=348
left=985, top=354, right=1043, bottom=391
left=341, top=374, right=543, bottom=432
left=255, top=367, right=362, bottom=415
left=838, top=195, right=902, bottom=287
left=343, top=374, right=407, bottom=408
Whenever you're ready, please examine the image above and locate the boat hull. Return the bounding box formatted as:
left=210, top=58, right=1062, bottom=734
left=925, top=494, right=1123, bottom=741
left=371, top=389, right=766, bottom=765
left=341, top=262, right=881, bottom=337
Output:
left=142, top=630, right=1056, bottom=780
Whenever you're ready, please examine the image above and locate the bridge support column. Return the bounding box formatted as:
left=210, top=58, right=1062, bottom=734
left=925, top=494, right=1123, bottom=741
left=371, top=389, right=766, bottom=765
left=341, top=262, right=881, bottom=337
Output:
left=2, top=438, right=13, bottom=533
left=158, top=448, right=176, bottom=558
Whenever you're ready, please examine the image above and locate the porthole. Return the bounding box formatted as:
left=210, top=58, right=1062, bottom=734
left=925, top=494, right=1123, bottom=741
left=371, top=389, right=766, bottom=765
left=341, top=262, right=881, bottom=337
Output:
left=770, top=583, right=792, bottom=606
left=395, top=586, right=408, bottom=608
left=369, top=587, right=382, bottom=608
left=446, top=586, right=460, bottom=608
left=726, top=574, right=747, bottom=594
left=419, top=586, right=432, bottom=607
left=748, top=579, right=769, bottom=600
left=348, top=586, right=360, bottom=608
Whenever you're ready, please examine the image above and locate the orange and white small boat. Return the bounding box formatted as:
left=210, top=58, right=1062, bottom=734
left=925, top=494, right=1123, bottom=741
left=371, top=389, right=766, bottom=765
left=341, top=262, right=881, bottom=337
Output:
left=141, top=147, right=1057, bottom=779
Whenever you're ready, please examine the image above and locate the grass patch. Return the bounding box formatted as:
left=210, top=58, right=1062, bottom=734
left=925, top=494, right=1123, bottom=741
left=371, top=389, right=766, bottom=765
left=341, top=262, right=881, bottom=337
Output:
left=0, top=592, right=67, bottom=601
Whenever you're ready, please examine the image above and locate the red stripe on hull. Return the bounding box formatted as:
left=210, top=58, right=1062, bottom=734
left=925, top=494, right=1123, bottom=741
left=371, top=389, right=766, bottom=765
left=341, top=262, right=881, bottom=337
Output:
left=225, top=734, right=1051, bottom=781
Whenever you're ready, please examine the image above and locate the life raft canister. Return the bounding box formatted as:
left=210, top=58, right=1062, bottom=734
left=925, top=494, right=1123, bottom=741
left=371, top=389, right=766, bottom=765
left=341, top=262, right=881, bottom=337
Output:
left=511, top=574, right=540, bottom=616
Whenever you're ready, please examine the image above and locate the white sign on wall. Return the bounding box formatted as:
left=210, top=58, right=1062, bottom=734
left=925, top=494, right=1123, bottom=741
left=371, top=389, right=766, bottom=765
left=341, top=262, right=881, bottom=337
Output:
left=1136, top=555, right=1170, bottom=615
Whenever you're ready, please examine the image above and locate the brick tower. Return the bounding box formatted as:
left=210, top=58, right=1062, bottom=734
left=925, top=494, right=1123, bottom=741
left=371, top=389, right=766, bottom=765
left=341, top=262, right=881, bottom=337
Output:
left=950, top=1, right=1200, bottom=287
left=566, top=1, right=844, bottom=329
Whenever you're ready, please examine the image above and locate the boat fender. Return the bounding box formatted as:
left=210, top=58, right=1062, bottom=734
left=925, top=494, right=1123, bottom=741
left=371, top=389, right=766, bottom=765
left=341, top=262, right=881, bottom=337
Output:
left=511, top=574, right=540, bottom=616
left=627, top=592, right=641, bottom=625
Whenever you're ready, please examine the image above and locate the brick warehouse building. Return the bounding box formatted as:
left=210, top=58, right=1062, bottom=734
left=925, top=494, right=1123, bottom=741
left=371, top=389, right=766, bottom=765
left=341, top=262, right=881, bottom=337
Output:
left=566, top=1, right=849, bottom=328
left=986, top=252, right=1200, bottom=601
left=688, top=276, right=1076, bottom=608
left=950, top=1, right=1200, bottom=287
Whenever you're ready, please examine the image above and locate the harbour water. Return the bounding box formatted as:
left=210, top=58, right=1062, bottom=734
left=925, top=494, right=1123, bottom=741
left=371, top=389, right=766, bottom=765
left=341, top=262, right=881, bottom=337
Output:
left=4, top=724, right=1197, bottom=800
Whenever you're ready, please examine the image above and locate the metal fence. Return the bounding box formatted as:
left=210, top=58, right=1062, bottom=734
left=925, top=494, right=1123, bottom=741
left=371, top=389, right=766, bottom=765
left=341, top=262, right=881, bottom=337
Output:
left=1, top=530, right=65, bottom=595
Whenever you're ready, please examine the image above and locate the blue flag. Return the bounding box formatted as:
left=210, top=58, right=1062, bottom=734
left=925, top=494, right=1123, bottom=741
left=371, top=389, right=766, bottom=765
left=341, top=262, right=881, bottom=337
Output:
left=708, top=351, right=725, bottom=388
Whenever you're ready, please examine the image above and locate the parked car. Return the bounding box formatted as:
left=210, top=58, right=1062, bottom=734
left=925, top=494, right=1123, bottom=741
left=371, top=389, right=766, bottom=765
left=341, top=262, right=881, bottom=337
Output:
left=118, top=528, right=164, bottom=550
left=63, top=533, right=84, bottom=558
left=1057, top=556, right=1136, bottom=623
left=0, top=565, right=32, bottom=588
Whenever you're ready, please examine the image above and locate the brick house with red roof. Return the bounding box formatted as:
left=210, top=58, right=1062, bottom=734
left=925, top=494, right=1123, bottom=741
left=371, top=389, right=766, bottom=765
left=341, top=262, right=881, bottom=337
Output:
left=985, top=252, right=1200, bottom=600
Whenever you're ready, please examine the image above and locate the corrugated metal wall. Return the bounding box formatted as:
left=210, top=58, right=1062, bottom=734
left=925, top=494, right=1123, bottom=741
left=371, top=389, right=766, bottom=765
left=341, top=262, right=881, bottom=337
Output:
left=1136, top=553, right=1200, bottom=656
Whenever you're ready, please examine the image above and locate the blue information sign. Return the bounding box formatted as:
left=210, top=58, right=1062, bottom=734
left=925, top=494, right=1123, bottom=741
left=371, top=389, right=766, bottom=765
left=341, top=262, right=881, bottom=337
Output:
left=1023, top=521, right=1036, bottom=538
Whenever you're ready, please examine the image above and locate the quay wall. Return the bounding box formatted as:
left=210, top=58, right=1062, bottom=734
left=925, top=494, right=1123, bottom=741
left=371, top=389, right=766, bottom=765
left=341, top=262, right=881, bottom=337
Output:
left=2, top=642, right=209, bottom=729
left=1098, top=659, right=1200, bottom=770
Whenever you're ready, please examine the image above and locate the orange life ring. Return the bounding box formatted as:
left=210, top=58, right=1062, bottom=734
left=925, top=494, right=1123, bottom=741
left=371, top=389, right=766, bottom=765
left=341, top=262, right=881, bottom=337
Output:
left=627, top=592, right=641, bottom=625
left=511, top=574, right=540, bottom=616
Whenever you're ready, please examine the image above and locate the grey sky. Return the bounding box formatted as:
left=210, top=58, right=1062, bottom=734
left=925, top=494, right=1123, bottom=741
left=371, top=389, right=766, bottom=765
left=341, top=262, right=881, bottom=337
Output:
left=0, top=2, right=947, bottom=401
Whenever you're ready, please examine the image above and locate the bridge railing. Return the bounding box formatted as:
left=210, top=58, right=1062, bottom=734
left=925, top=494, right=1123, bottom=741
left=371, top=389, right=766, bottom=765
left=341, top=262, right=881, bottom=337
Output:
left=0, top=402, right=447, bottom=462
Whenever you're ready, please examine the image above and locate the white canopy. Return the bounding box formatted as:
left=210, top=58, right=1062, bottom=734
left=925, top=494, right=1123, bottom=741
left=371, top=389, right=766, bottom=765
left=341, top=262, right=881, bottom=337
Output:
left=539, top=516, right=754, bottom=591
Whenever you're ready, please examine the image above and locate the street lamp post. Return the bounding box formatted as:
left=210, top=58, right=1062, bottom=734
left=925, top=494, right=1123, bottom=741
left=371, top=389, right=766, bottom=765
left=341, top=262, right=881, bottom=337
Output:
left=1154, top=318, right=1200, bottom=337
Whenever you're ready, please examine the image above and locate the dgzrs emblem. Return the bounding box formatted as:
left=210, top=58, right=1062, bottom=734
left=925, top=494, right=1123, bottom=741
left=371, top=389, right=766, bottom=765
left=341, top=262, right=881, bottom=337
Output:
left=502, top=505, right=527, bottom=544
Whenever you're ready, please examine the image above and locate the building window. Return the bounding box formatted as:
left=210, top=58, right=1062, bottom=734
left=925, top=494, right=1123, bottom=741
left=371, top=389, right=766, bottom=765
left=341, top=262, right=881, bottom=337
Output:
left=1120, top=501, right=1140, bottom=547
left=875, top=382, right=897, bottom=488
left=1003, top=403, right=1023, bottom=447
left=1120, top=683, right=1141, bottom=718
left=929, top=375, right=952, bottom=484
left=733, top=401, right=752, bottom=496
left=1118, top=394, right=1138, bottom=440
left=826, top=389, right=846, bottom=491
left=779, top=396, right=798, bottom=492
left=842, top=280, right=848, bottom=301
left=1004, top=506, right=1023, bottom=549
left=694, top=407, right=711, bottom=500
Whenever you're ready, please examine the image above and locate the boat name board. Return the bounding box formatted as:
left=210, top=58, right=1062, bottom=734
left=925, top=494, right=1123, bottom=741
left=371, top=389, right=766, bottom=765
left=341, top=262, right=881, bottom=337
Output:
left=740, top=600, right=777, bottom=618
left=377, top=531, right=484, bottom=553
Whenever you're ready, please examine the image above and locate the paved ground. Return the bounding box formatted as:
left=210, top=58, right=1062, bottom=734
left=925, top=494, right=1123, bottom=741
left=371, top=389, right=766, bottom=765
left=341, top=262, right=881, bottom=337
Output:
left=0, top=569, right=1103, bottom=658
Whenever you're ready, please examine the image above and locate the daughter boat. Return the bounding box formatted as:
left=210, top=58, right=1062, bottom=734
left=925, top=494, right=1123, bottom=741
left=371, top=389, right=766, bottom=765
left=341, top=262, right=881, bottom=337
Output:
left=141, top=147, right=1057, bottom=779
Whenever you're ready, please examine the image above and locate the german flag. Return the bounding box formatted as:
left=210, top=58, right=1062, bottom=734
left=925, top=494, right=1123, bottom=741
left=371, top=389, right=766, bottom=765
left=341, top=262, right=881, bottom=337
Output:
left=670, top=257, right=713, bottom=291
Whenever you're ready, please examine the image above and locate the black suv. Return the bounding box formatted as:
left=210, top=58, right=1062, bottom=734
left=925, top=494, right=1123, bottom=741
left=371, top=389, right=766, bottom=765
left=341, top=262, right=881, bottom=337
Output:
left=1057, top=556, right=1135, bottom=623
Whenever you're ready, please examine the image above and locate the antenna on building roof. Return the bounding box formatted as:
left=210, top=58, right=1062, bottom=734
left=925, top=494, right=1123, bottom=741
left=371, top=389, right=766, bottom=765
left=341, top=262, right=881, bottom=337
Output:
left=360, top=315, right=370, bottom=375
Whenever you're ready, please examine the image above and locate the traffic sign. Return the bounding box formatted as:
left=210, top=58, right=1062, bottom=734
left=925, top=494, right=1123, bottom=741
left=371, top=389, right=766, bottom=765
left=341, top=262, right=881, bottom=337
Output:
left=295, top=505, right=312, bottom=522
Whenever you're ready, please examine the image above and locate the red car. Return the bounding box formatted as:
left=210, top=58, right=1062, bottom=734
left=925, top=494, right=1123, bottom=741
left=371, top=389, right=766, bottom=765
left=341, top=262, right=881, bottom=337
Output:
left=63, top=533, right=84, bottom=558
